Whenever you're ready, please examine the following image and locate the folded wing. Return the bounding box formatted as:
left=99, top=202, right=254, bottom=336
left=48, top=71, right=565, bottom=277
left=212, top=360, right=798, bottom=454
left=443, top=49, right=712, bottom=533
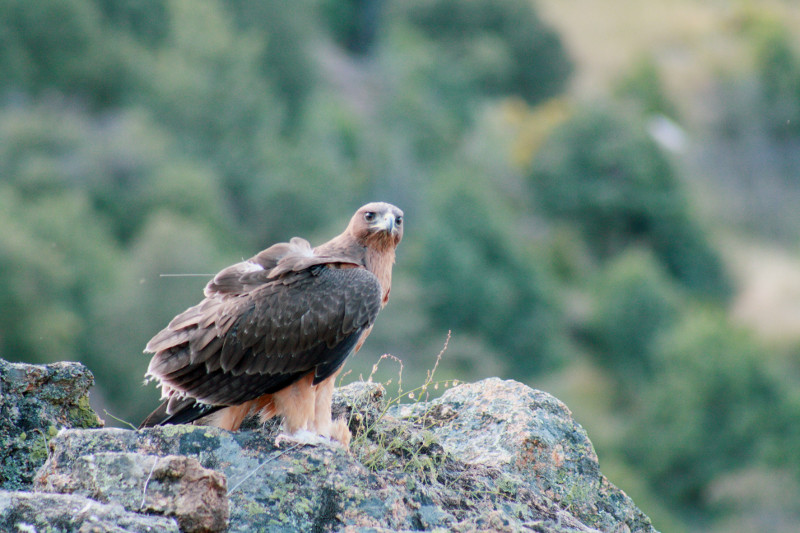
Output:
left=142, top=254, right=382, bottom=426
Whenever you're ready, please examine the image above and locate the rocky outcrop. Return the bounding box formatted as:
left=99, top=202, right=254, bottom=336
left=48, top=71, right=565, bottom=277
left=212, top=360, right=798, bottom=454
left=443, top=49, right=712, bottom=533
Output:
left=0, top=359, right=102, bottom=491
left=0, top=490, right=180, bottom=532
left=37, top=452, right=228, bottom=533
left=390, top=378, right=649, bottom=531
left=0, top=359, right=658, bottom=532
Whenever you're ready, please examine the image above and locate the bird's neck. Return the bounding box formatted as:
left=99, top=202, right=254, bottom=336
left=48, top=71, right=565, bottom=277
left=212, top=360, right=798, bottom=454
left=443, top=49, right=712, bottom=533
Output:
left=316, top=232, right=395, bottom=306
left=365, top=245, right=395, bottom=306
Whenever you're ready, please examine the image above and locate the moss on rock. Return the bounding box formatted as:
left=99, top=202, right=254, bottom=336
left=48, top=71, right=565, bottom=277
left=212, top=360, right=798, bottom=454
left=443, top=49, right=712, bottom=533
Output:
left=0, top=358, right=657, bottom=532
left=0, top=359, right=102, bottom=490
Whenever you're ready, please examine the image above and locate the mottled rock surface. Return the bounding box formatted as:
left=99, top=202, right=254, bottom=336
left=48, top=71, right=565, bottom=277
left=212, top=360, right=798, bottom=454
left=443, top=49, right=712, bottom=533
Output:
left=0, top=358, right=658, bottom=532
left=390, top=378, right=648, bottom=532
left=0, top=489, right=179, bottom=532
left=0, top=359, right=102, bottom=490
left=37, top=452, right=228, bottom=533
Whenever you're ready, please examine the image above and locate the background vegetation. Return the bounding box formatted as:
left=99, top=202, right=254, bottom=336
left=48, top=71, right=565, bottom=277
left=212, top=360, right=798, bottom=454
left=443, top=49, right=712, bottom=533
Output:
left=2, top=0, right=799, bottom=530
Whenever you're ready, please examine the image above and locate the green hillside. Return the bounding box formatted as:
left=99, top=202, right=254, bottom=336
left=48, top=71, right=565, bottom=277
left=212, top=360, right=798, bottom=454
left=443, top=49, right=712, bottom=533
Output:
left=1, top=1, right=799, bottom=530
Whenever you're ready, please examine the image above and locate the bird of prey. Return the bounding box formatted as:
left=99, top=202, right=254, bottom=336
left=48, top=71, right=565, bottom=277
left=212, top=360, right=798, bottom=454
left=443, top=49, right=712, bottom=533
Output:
left=140, top=202, right=403, bottom=446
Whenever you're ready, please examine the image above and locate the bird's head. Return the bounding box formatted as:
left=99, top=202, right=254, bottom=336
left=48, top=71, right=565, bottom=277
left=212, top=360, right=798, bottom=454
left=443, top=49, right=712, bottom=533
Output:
left=349, top=202, right=404, bottom=250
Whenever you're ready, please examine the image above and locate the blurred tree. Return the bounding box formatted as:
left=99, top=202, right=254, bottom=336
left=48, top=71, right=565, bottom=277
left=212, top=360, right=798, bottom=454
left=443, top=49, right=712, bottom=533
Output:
left=587, top=249, right=681, bottom=392
left=240, top=135, right=365, bottom=247
left=369, top=30, right=463, bottom=164
left=528, top=105, right=731, bottom=300
left=625, top=310, right=789, bottom=510
left=0, top=186, right=120, bottom=366
left=0, top=101, right=238, bottom=423
left=419, top=169, right=564, bottom=375
left=750, top=20, right=800, bottom=138
left=94, top=0, right=169, bottom=46
left=226, top=0, right=321, bottom=126
left=615, top=56, right=679, bottom=120
left=0, top=103, right=232, bottom=245
left=321, top=0, right=384, bottom=55
left=393, top=0, right=572, bottom=111
left=139, top=0, right=287, bottom=232
left=0, top=0, right=139, bottom=107
left=141, top=161, right=231, bottom=240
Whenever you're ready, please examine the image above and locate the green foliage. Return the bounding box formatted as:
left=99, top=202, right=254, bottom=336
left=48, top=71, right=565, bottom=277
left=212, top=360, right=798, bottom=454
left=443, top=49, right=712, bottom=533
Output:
left=0, top=103, right=229, bottom=244
left=625, top=310, right=788, bottom=508
left=140, top=0, right=280, bottom=194
left=0, top=100, right=237, bottom=421
left=615, top=57, right=679, bottom=119
left=750, top=20, right=800, bottom=138
left=419, top=171, right=563, bottom=374
left=649, top=218, right=731, bottom=302
left=95, top=0, right=170, bottom=45
left=528, top=105, right=731, bottom=299
left=0, top=185, right=119, bottom=365
left=587, top=249, right=681, bottom=389
left=320, top=0, right=382, bottom=55
left=0, top=0, right=138, bottom=106
left=226, top=0, right=321, bottom=124
left=395, top=0, right=572, bottom=108
left=529, top=106, right=678, bottom=255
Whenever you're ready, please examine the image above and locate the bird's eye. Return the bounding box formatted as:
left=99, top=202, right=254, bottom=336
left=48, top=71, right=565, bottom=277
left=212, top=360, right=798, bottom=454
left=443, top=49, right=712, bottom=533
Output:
left=395, top=216, right=403, bottom=226
left=364, top=212, right=376, bottom=222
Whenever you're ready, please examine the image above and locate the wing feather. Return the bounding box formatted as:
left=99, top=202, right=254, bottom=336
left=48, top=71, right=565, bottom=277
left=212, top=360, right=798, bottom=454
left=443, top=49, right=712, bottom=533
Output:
left=204, top=351, right=223, bottom=373
left=145, top=266, right=382, bottom=410
left=167, top=308, right=204, bottom=331
left=148, top=349, right=188, bottom=377
left=189, top=327, right=221, bottom=362
left=219, top=330, right=247, bottom=373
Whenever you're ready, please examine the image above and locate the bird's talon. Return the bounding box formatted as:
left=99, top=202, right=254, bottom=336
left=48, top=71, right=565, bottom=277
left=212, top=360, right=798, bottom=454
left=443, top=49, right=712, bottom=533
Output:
left=274, top=430, right=332, bottom=448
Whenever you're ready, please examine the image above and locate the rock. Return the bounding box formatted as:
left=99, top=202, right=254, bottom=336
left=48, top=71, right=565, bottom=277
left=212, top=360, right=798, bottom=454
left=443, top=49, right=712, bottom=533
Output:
left=0, top=357, right=658, bottom=532
left=390, top=378, right=653, bottom=532
left=32, top=379, right=657, bottom=532
left=0, top=489, right=179, bottom=532
left=0, top=359, right=103, bottom=490
left=35, top=424, right=416, bottom=532
left=36, top=453, right=228, bottom=533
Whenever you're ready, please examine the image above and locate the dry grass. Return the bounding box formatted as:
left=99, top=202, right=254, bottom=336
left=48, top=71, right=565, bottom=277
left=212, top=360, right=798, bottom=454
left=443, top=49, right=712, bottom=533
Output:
left=724, top=240, right=800, bottom=345
left=537, top=0, right=800, bottom=104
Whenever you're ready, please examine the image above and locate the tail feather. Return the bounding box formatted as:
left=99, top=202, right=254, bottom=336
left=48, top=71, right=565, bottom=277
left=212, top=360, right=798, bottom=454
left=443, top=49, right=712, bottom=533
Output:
left=138, top=398, right=223, bottom=429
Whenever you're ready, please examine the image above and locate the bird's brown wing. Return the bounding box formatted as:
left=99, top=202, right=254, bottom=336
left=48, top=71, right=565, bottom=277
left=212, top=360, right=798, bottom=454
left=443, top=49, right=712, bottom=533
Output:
left=202, top=237, right=361, bottom=298
left=142, top=265, right=382, bottom=427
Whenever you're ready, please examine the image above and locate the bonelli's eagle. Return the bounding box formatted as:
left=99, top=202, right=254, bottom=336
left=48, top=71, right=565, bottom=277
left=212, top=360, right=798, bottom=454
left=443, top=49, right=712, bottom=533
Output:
left=140, top=202, right=403, bottom=446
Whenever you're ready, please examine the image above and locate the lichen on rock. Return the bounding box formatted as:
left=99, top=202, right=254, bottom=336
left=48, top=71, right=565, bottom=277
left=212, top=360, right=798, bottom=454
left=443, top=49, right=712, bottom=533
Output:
left=0, top=359, right=102, bottom=490
left=0, top=357, right=658, bottom=532
left=388, top=378, right=653, bottom=531
left=36, top=452, right=228, bottom=533
left=0, top=489, right=180, bottom=532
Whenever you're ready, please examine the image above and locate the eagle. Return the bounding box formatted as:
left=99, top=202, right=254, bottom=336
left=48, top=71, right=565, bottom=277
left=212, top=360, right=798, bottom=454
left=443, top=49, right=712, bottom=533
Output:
left=140, top=202, right=403, bottom=446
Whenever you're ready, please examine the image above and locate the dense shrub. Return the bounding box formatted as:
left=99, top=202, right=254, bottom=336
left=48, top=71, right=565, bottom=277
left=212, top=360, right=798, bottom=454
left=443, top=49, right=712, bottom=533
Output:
left=625, top=311, right=788, bottom=508
left=0, top=0, right=135, bottom=106
left=751, top=21, right=800, bottom=138
left=393, top=0, right=572, bottom=108
left=419, top=170, right=564, bottom=375
left=528, top=105, right=730, bottom=299
left=587, top=249, right=681, bottom=389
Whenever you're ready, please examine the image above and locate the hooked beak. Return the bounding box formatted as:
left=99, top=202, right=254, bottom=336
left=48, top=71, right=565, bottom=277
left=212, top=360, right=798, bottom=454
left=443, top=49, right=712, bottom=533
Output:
left=378, top=212, right=398, bottom=234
